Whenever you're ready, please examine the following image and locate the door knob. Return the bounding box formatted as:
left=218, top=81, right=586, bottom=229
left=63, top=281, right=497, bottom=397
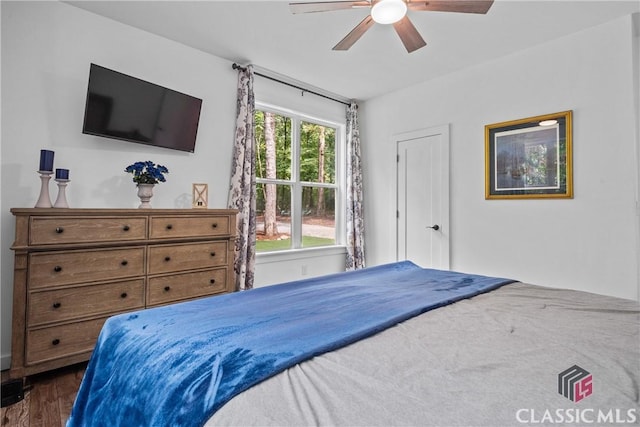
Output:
left=427, top=224, right=440, bottom=231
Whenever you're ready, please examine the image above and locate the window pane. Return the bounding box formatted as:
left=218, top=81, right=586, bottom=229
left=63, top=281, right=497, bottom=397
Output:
left=256, top=183, right=291, bottom=252
left=255, top=111, right=291, bottom=180
left=302, top=186, right=335, bottom=248
left=300, top=121, right=335, bottom=184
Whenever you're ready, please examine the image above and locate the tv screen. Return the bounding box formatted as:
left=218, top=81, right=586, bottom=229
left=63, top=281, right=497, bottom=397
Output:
left=82, top=64, right=202, bottom=153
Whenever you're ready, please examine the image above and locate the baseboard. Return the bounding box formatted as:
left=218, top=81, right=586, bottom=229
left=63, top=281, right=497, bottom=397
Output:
left=1, top=353, right=11, bottom=371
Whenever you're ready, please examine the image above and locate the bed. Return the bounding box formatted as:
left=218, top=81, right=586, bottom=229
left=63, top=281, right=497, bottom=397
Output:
left=67, top=261, right=640, bottom=427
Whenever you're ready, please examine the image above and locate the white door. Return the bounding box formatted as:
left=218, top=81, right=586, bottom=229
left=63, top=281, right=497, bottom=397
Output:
left=395, top=125, right=450, bottom=269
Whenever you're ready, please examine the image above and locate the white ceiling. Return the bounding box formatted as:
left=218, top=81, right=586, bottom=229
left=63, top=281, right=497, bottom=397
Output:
left=65, top=0, right=639, bottom=101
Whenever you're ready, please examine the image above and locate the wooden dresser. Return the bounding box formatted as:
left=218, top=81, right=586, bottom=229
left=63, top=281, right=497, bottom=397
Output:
left=9, top=208, right=237, bottom=379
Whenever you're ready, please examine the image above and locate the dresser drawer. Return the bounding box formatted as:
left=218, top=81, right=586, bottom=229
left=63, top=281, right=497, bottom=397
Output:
left=29, top=216, right=147, bottom=245
left=29, top=247, right=145, bottom=289
left=26, top=317, right=107, bottom=365
left=10, top=208, right=237, bottom=378
left=147, top=241, right=228, bottom=275
left=149, top=215, right=230, bottom=239
left=147, top=268, right=227, bottom=306
left=28, top=279, right=145, bottom=326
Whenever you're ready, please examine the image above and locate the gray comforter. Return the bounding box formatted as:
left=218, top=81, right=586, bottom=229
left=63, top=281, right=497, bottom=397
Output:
left=208, top=282, right=640, bottom=426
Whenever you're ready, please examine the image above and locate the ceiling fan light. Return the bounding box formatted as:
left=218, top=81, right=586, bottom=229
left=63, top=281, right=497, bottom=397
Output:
left=371, top=0, right=407, bottom=25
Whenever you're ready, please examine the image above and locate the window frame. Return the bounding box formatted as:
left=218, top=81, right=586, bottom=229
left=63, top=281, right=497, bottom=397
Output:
left=254, top=101, right=346, bottom=255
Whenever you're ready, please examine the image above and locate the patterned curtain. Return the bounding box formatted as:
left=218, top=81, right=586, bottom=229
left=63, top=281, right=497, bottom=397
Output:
left=227, top=66, right=256, bottom=290
left=345, top=102, right=366, bottom=270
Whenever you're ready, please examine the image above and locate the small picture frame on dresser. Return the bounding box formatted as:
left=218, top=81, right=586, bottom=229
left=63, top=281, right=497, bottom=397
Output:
left=192, top=183, right=208, bottom=208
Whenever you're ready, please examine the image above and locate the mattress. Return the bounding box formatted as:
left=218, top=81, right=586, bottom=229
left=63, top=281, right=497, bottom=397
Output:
left=207, top=282, right=640, bottom=426
left=68, top=262, right=515, bottom=426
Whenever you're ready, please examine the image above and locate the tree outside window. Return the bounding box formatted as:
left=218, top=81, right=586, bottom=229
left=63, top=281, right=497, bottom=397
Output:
left=255, top=107, right=339, bottom=252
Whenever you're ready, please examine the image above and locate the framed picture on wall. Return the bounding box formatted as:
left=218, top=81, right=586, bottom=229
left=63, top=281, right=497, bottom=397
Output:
left=485, top=110, right=573, bottom=199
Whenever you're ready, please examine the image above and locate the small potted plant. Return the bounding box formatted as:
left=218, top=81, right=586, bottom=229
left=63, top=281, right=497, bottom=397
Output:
left=125, top=161, right=169, bottom=208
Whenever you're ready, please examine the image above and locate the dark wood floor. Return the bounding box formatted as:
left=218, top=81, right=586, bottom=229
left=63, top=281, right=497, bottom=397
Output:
left=1, top=363, right=86, bottom=427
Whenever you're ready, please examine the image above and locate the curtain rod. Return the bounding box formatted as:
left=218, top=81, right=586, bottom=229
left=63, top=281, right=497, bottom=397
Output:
left=232, top=63, right=351, bottom=107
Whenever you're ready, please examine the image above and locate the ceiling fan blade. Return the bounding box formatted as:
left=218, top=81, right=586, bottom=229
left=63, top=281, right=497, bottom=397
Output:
left=393, top=16, right=427, bottom=53
left=290, top=1, right=371, bottom=14
left=333, top=15, right=375, bottom=51
left=407, top=0, right=494, bottom=14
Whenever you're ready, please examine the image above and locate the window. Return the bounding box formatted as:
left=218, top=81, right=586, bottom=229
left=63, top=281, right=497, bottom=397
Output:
left=254, top=104, right=343, bottom=253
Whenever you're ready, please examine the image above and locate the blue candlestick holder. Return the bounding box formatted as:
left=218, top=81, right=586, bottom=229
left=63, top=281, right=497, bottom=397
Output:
left=35, top=170, right=53, bottom=208
left=53, top=179, right=70, bottom=208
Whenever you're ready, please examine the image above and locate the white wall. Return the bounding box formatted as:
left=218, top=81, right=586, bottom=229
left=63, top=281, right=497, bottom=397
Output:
left=0, top=1, right=348, bottom=370
left=2, top=2, right=637, bottom=372
left=0, top=0, right=236, bottom=369
left=361, top=15, right=640, bottom=301
left=633, top=12, right=640, bottom=306
left=0, top=0, right=4, bottom=375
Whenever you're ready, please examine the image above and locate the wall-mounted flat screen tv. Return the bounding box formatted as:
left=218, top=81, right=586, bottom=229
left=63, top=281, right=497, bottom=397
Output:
left=82, top=64, right=202, bottom=153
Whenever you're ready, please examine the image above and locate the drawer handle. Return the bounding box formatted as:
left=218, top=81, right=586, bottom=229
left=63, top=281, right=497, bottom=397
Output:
left=52, top=339, right=60, bottom=346
left=210, top=279, right=216, bottom=284
left=210, top=252, right=216, bottom=257
left=55, top=227, right=64, bottom=234
left=212, top=223, right=218, bottom=229
left=53, top=265, right=62, bottom=273
left=121, top=260, right=128, bottom=266
left=166, top=224, right=173, bottom=230
left=52, top=302, right=61, bottom=309
left=164, top=286, right=171, bottom=292
left=164, top=256, right=171, bottom=262
left=120, top=292, right=128, bottom=299
left=123, top=225, right=130, bottom=231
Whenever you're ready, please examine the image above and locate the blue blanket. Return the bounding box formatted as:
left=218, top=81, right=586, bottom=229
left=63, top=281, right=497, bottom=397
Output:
left=67, top=261, right=514, bottom=427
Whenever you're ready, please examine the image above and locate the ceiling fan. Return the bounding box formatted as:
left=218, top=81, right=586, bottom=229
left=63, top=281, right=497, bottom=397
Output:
left=289, top=0, right=494, bottom=53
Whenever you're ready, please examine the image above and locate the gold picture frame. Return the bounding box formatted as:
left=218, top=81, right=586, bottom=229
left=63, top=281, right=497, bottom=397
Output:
left=485, top=111, right=573, bottom=199
left=192, top=183, right=208, bottom=208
